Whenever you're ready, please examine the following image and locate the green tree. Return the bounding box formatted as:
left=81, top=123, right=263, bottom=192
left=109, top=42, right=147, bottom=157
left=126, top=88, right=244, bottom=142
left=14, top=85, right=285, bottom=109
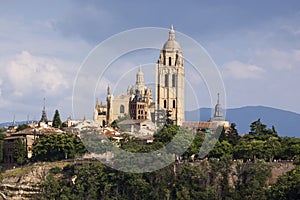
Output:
left=227, top=123, right=240, bottom=146
left=267, top=166, right=300, bottom=199
left=264, top=136, right=281, bottom=161
left=0, top=131, right=6, bottom=162
left=209, top=140, right=233, bottom=159
left=249, top=119, right=278, bottom=140
left=183, top=131, right=205, bottom=160
left=154, top=125, right=179, bottom=144
left=233, top=138, right=265, bottom=161
left=52, top=109, right=62, bottom=128
left=32, top=133, right=87, bottom=162
left=14, top=138, right=27, bottom=165
left=16, top=124, right=30, bottom=132
left=234, top=161, right=272, bottom=199
left=278, top=137, right=300, bottom=160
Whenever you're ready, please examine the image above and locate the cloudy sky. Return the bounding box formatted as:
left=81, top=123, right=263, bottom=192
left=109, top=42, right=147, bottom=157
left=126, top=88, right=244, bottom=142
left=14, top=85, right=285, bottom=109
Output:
left=1, top=0, right=300, bottom=122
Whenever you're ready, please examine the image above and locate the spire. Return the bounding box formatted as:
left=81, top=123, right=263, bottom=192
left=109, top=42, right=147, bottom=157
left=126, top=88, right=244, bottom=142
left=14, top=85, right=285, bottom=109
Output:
left=12, top=114, right=16, bottom=126
left=43, top=97, right=46, bottom=111
left=107, top=84, right=110, bottom=95
left=136, top=66, right=144, bottom=85
left=213, top=93, right=223, bottom=120
left=96, top=98, right=99, bottom=108
left=169, top=24, right=175, bottom=41
left=40, top=97, right=48, bottom=122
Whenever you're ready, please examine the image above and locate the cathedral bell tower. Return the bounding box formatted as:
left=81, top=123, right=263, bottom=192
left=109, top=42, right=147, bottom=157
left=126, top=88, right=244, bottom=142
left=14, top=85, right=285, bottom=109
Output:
left=155, top=25, right=184, bottom=126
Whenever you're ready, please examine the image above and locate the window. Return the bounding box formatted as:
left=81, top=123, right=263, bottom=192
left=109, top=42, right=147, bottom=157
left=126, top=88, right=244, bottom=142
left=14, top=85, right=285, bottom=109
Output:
left=164, top=100, right=167, bottom=108
left=165, top=74, right=169, bottom=87
left=169, top=57, right=172, bottom=66
left=175, top=53, right=178, bottom=66
left=120, top=105, right=125, bottom=113
left=172, top=74, right=176, bottom=87
left=173, top=100, right=176, bottom=108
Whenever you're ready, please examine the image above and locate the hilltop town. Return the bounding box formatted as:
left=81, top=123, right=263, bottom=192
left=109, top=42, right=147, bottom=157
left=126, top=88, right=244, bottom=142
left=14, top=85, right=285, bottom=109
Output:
left=0, top=26, right=299, bottom=200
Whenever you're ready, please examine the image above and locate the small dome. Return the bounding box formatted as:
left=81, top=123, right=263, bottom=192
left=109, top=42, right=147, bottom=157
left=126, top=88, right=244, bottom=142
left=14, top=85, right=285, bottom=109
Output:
left=163, top=40, right=181, bottom=51
left=162, top=25, right=181, bottom=51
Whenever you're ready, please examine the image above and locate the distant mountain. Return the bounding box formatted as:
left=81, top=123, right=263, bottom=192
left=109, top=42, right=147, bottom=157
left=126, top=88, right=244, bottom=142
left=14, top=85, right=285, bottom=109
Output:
left=0, top=121, right=36, bottom=128
left=185, top=106, right=300, bottom=137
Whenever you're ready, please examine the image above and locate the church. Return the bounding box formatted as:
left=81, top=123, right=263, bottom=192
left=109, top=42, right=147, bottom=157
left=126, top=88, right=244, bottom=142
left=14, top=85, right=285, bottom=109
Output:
left=94, top=25, right=184, bottom=127
left=94, top=25, right=228, bottom=130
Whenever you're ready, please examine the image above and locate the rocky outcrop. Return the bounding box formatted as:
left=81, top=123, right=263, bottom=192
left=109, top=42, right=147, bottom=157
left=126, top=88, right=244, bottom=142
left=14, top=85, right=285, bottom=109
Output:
left=0, top=162, right=68, bottom=200
left=190, top=159, right=295, bottom=189
left=0, top=160, right=296, bottom=199
left=269, top=161, right=295, bottom=183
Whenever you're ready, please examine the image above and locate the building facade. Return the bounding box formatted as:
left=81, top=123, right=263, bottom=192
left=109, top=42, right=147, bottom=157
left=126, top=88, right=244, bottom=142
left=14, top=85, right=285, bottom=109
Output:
left=129, top=90, right=149, bottom=120
left=155, top=25, right=185, bottom=126
left=94, top=25, right=185, bottom=126
left=94, top=67, right=153, bottom=125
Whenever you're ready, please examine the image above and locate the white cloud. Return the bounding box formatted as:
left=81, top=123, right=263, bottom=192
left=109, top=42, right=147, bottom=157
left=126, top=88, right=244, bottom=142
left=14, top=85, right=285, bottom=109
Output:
left=254, top=49, right=300, bottom=70
left=223, top=60, right=265, bottom=80
left=6, top=51, right=69, bottom=97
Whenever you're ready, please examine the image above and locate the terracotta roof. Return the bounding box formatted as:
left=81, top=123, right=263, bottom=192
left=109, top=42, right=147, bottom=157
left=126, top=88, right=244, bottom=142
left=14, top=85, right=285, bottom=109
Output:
left=4, top=136, right=25, bottom=140
left=182, top=121, right=218, bottom=129
left=117, top=119, right=147, bottom=125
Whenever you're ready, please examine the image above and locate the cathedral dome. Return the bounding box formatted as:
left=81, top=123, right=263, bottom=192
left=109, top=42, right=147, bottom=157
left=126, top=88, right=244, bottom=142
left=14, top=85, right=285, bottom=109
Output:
left=163, top=40, right=181, bottom=51
left=163, top=25, right=181, bottom=51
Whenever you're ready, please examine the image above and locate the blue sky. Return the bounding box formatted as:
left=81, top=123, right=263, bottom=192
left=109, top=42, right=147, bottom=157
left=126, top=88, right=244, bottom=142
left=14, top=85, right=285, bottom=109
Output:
left=0, top=0, right=300, bottom=122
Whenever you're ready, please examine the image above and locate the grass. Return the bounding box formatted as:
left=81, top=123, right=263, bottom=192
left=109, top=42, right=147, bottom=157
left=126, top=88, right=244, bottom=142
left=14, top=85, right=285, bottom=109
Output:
left=1, top=165, right=34, bottom=179
left=1, top=161, right=71, bottom=179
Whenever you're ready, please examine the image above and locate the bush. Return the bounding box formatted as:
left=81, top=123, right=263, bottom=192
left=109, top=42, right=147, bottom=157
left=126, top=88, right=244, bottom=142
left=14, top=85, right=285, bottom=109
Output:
left=50, top=167, right=62, bottom=174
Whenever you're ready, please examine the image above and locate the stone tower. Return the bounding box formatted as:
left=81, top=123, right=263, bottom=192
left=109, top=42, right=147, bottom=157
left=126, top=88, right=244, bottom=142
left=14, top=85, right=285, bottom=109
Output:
left=155, top=25, right=184, bottom=126
left=213, top=93, right=224, bottom=120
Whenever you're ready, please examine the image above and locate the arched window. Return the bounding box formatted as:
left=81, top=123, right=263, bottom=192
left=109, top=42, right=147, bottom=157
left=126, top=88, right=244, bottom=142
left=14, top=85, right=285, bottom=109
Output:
left=120, top=105, right=125, bottom=113
left=164, top=100, right=167, bottom=108
left=169, top=57, right=172, bottom=66
left=173, top=100, right=176, bottom=108
left=172, top=74, right=176, bottom=87
left=165, top=74, right=169, bottom=87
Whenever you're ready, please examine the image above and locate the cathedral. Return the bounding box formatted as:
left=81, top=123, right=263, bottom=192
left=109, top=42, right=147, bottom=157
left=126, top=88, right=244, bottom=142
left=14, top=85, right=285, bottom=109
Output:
left=94, top=25, right=185, bottom=127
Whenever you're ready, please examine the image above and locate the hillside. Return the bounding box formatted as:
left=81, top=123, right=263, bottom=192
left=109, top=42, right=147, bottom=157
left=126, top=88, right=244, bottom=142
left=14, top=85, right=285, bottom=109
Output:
left=0, top=160, right=295, bottom=200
